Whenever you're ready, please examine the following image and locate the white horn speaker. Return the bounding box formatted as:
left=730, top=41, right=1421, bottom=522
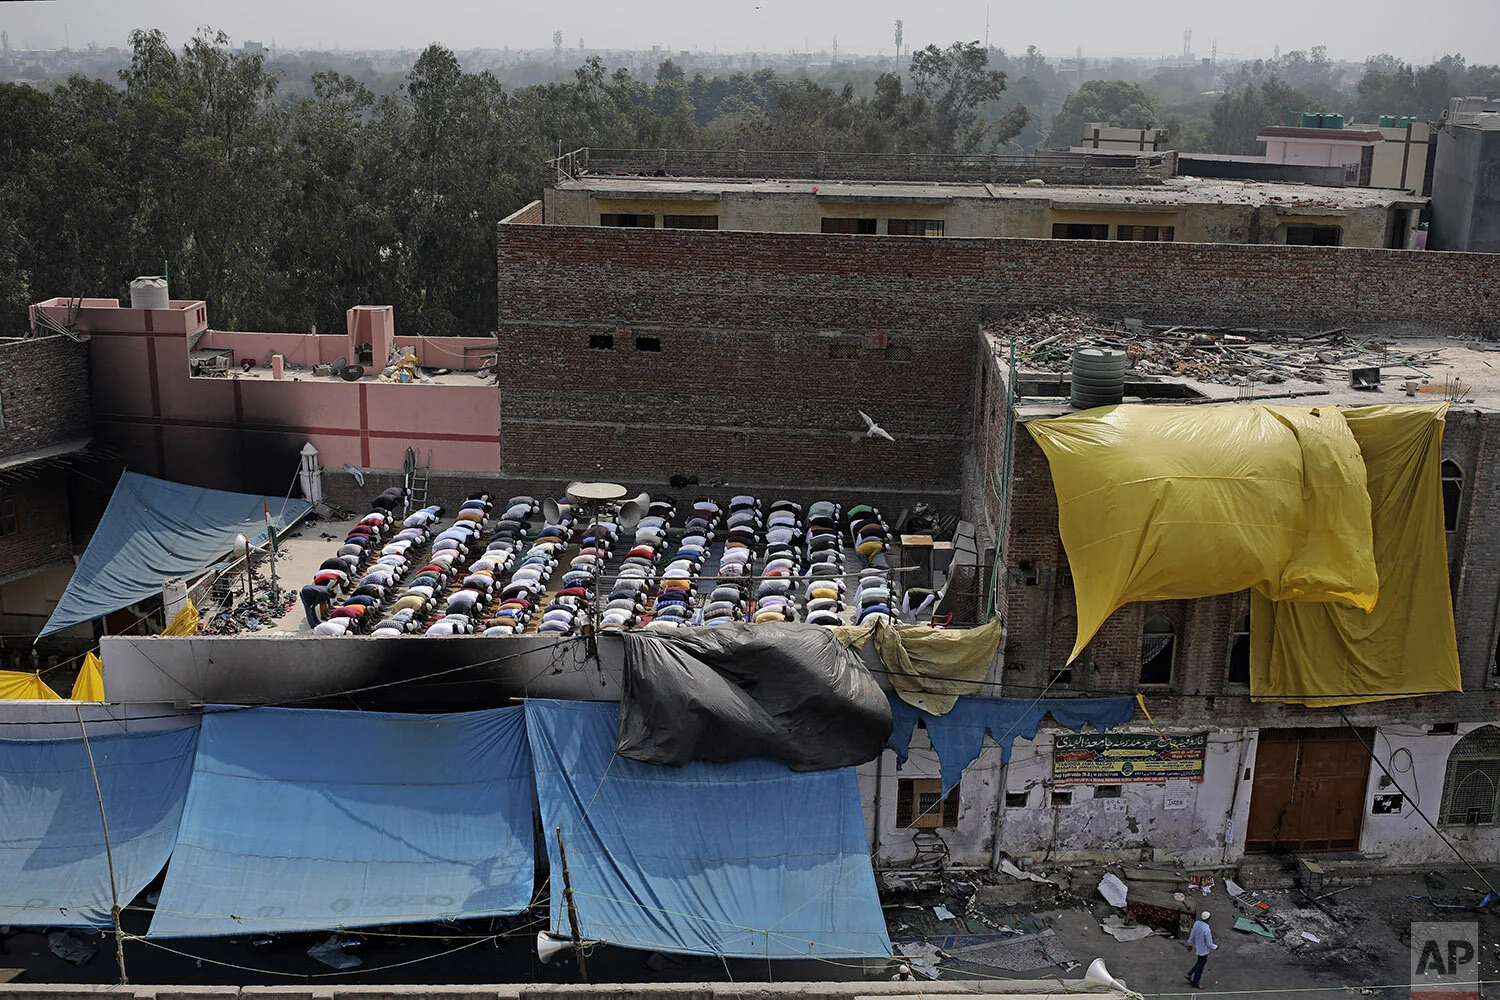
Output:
left=542, top=497, right=565, bottom=525
left=536, top=931, right=573, bottom=964
left=1084, top=957, right=1129, bottom=992
left=616, top=492, right=651, bottom=531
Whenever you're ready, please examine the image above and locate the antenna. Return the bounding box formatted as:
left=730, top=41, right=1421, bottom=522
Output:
left=894, top=19, right=903, bottom=64
left=985, top=7, right=990, bottom=49
left=1183, top=27, right=1192, bottom=60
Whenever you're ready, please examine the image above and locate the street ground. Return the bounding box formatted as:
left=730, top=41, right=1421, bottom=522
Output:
left=4, top=866, right=1498, bottom=990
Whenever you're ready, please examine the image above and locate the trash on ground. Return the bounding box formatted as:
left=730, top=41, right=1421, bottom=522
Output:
left=1234, top=917, right=1277, bottom=938
left=1001, top=858, right=1060, bottom=885
left=1100, top=914, right=1156, bottom=942
left=1099, top=873, right=1129, bottom=907
left=44, top=932, right=96, bottom=968
left=306, top=935, right=362, bottom=969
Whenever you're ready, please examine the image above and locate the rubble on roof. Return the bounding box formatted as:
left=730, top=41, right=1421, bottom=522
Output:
left=988, top=312, right=1450, bottom=389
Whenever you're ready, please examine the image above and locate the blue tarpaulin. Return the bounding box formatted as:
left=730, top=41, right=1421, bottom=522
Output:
left=0, top=726, right=199, bottom=927
left=888, top=694, right=1137, bottom=794
left=526, top=699, right=891, bottom=960
left=148, top=707, right=534, bottom=938
left=41, top=471, right=311, bottom=636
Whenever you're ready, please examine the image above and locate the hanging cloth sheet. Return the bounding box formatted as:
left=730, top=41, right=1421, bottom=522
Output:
left=617, top=622, right=891, bottom=770
left=70, top=653, right=105, bottom=702
left=0, top=671, right=62, bottom=700
left=888, top=693, right=1137, bottom=795
left=528, top=699, right=892, bottom=960
left=148, top=706, right=533, bottom=938
left=833, top=619, right=1003, bottom=715
left=1251, top=403, right=1461, bottom=705
left=0, top=725, right=198, bottom=927
left=41, top=471, right=310, bottom=636
left=1027, top=404, right=1378, bottom=662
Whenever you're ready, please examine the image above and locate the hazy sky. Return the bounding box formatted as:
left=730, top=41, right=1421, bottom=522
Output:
left=4, top=0, right=1498, bottom=64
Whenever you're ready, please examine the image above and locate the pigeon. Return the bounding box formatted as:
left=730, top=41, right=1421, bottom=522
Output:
left=859, top=410, right=896, bottom=442
left=341, top=463, right=366, bottom=487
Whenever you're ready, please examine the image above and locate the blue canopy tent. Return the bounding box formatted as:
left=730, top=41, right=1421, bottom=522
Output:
left=148, top=706, right=535, bottom=938
left=0, top=726, right=199, bottom=927
left=526, top=699, right=891, bottom=960
left=41, top=471, right=311, bottom=636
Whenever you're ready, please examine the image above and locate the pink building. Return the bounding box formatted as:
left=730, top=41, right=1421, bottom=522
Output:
left=29, top=298, right=502, bottom=497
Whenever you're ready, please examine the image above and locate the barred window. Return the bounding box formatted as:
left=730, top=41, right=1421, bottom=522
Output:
left=896, top=778, right=960, bottom=828
left=1116, top=225, right=1175, bottom=242
left=887, top=218, right=945, bottom=236
left=1441, top=726, right=1500, bottom=826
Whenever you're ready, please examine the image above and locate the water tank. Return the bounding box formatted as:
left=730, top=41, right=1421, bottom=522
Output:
left=1070, top=347, right=1128, bottom=409
left=1378, top=115, right=1397, bottom=128
left=1300, top=112, right=1322, bottom=128
left=1324, top=113, right=1346, bottom=130
left=130, top=275, right=169, bottom=310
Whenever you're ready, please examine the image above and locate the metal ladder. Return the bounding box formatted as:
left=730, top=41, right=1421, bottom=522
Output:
left=403, top=447, right=432, bottom=515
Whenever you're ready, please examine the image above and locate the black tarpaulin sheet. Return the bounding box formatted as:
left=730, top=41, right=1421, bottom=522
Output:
left=617, top=622, right=892, bottom=770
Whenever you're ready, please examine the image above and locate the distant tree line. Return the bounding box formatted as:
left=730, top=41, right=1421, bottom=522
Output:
left=1, top=29, right=1495, bottom=339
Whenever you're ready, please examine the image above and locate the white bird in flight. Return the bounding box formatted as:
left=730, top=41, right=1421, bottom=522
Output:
left=859, top=410, right=896, bottom=442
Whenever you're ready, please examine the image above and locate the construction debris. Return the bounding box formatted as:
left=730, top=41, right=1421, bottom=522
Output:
left=989, top=311, right=1452, bottom=390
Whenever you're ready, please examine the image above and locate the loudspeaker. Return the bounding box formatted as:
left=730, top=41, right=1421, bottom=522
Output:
left=536, top=931, right=573, bottom=964
left=1084, top=958, right=1129, bottom=992
left=616, top=492, right=651, bottom=531
left=542, top=498, right=562, bottom=525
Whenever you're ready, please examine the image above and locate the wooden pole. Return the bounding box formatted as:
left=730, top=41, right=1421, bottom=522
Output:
left=555, top=826, right=588, bottom=984
left=76, top=707, right=128, bottom=985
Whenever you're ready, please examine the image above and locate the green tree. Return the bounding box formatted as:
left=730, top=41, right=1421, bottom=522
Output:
left=1045, top=80, right=1161, bottom=148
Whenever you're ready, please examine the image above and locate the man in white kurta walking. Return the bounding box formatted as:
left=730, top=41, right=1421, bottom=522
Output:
left=1186, top=910, right=1217, bottom=988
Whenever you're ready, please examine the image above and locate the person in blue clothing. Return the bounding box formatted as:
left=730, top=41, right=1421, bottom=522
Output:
left=1186, top=910, right=1217, bottom=988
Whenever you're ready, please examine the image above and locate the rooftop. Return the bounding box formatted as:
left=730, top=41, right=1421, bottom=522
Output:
left=558, top=174, right=1426, bottom=211
left=987, top=313, right=1500, bottom=420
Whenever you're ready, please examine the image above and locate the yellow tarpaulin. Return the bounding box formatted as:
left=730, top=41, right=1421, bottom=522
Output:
left=70, top=652, right=106, bottom=702
left=0, top=670, right=62, bottom=700
left=834, top=619, right=1003, bottom=715
left=163, top=599, right=200, bottom=636
left=1028, top=404, right=1378, bottom=662
left=1251, top=403, right=1460, bottom=705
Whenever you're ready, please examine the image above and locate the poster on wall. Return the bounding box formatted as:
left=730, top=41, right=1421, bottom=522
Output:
left=1053, top=732, right=1208, bottom=785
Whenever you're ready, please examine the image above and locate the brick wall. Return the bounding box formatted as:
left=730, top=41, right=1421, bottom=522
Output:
left=0, top=335, right=92, bottom=460
left=500, top=200, right=544, bottom=225
left=0, top=470, right=73, bottom=580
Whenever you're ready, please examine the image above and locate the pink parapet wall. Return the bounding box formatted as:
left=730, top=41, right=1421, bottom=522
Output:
left=29, top=297, right=502, bottom=495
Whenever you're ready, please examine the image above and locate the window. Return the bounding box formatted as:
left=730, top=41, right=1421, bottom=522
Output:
left=1442, top=460, right=1463, bottom=532
left=599, top=213, right=655, bottom=227
left=885, top=344, right=913, bottom=363
left=1094, top=785, right=1122, bottom=799
left=887, top=218, right=945, bottom=236
left=1285, top=224, right=1342, bottom=246
left=1051, top=790, right=1074, bottom=806
left=587, top=334, right=615, bottom=350
left=1050, top=667, right=1073, bottom=687
left=0, top=492, right=16, bottom=536
left=896, top=778, right=960, bottom=828
left=662, top=214, right=718, bottom=230
left=1005, top=791, right=1029, bottom=808
left=1228, top=614, right=1251, bottom=685
left=1140, top=615, right=1175, bottom=686
left=1430, top=723, right=1459, bottom=735
left=1051, top=223, right=1110, bottom=240
left=828, top=343, right=860, bottom=360
left=821, top=217, right=878, bottom=235
left=1116, top=225, right=1175, bottom=242
left=1441, top=726, right=1500, bottom=825
left=634, top=337, right=661, bottom=352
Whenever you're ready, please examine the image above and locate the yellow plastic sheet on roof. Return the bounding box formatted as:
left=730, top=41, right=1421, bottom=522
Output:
left=1028, top=404, right=1378, bottom=663
left=162, top=599, right=199, bottom=636
left=0, top=670, right=62, bottom=700
left=70, top=652, right=106, bottom=702
left=833, top=619, right=1004, bottom=715
left=1250, top=403, right=1460, bottom=705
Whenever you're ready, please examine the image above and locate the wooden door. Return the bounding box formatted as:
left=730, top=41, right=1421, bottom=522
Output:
left=1245, top=729, right=1371, bottom=853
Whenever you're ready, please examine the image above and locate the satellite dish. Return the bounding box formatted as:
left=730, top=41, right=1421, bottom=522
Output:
left=339, top=364, right=365, bottom=382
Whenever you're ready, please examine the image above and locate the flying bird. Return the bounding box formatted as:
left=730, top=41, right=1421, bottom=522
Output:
left=341, top=463, right=366, bottom=487
left=859, top=410, right=896, bottom=442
